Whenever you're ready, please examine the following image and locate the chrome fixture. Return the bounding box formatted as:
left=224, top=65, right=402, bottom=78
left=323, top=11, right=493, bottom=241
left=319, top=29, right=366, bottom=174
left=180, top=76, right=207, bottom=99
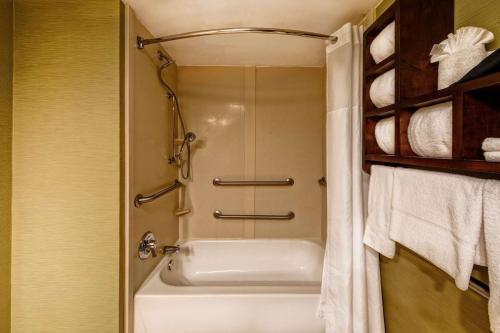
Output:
left=137, top=27, right=338, bottom=49
left=156, top=50, right=195, bottom=180
left=138, top=232, right=180, bottom=260
left=213, top=210, right=295, bottom=220
left=134, top=179, right=183, bottom=207
left=213, top=178, right=294, bottom=186
left=161, top=245, right=181, bottom=255
left=138, top=232, right=158, bottom=260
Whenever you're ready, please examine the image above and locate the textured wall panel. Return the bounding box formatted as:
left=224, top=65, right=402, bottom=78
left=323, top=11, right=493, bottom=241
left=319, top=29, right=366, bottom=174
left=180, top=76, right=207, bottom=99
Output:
left=12, top=1, right=121, bottom=332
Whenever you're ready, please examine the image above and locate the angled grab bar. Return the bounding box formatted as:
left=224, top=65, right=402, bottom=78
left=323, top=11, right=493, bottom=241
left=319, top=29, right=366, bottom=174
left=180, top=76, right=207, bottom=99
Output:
left=135, top=180, right=183, bottom=208
left=213, top=178, right=294, bottom=186
left=213, top=210, right=295, bottom=220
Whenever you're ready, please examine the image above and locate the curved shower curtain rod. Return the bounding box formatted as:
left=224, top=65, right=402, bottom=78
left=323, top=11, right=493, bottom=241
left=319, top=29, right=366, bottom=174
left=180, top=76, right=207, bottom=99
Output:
left=137, top=27, right=338, bottom=49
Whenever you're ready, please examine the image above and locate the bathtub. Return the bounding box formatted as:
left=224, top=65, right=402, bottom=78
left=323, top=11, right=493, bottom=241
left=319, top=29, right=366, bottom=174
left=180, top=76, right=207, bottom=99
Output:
left=134, top=239, right=325, bottom=333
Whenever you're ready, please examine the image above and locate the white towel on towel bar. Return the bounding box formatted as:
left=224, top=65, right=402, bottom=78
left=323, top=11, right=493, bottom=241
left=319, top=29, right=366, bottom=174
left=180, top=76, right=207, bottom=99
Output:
left=482, top=138, right=500, bottom=152
left=363, top=165, right=396, bottom=258
left=389, top=168, right=485, bottom=290
left=408, top=101, right=452, bottom=158
left=485, top=151, right=500, bottom=162
left=484, top=180, right=500, bottom=332
left=369, top=69, right=395, bottom=108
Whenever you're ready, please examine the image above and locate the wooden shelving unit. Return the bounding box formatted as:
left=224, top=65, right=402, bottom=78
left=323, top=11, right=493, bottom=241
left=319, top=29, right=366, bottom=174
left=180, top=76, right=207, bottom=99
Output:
left=363, top=0, right=500, bottom=176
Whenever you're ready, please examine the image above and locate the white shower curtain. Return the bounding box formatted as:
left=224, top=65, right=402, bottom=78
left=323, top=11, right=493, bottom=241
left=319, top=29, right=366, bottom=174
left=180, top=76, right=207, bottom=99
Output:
left=318, top=23, right=385, bottom=333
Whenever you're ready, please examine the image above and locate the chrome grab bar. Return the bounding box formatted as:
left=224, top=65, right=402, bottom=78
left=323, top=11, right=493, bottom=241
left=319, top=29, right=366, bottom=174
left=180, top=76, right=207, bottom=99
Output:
left=213, top=178, right=294, bottom=186
left=134, top=180, right=183, bottom=207
left=213, top=210, right=295, bottom=220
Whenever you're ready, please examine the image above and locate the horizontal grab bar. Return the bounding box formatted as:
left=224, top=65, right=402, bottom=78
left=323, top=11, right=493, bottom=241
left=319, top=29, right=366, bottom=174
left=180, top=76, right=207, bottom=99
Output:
left=135, top=180, right=183, bottom=207
left=213, top=210, right=295, bottom=220
left=213, top=178, right=294, bottom=186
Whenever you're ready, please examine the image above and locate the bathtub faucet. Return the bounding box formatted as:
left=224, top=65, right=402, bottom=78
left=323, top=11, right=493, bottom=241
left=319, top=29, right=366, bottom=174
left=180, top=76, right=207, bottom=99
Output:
left=139, top=231, right=180, bottom=260
left=160, top=245, right=180, bottom=255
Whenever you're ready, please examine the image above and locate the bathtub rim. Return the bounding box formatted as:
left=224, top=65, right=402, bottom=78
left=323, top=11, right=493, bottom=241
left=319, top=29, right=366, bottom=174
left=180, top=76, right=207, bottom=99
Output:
left=135, top=238, right=325, bottom=296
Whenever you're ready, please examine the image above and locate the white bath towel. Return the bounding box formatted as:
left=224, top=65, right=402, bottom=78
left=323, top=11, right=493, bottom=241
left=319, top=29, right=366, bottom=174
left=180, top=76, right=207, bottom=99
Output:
left=363, top=165, right=396, bottom=258
left=370, top=21, right=395, bottom=64
left=485, top=152, right=500, bottom=162
left=408, top=101, right=452, bottom=158
left=390, top=168, right=485, bottom=290
left=483, top=138, right=500, bottom=152
left=484, top=180, right=500, bottom=332
left=375, top=116, right=395, bottom=154
left=369, top=69, right=395, bottom=108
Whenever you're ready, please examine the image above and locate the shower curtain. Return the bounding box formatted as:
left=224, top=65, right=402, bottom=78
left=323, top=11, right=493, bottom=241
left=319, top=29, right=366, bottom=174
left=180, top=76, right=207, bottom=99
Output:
left=318, top=23, right=385, bottom=333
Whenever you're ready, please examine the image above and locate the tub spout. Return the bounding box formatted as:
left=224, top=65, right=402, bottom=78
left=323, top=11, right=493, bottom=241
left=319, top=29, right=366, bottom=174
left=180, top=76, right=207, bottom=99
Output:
left=161, top=245, right=180, bottom=255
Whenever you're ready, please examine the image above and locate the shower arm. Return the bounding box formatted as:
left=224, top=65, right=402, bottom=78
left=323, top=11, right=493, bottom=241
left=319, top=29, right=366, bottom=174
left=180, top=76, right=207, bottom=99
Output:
left=137, top=27, right=338, bottom=49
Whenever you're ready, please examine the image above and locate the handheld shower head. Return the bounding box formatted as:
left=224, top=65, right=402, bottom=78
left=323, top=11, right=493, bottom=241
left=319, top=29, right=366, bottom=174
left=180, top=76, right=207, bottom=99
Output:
left=179, top=132, right=196, bottom=155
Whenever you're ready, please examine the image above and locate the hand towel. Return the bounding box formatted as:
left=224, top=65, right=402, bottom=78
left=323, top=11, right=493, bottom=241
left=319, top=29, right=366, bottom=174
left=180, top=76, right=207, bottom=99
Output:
left=369, top=69, right=395, bottom=108
left=408, top=101, right=452, bottom=158
left=483, top=138, right=500, bottom=152
left=370, top=21, right=395, bottom=64
left=484, top=180, right=500, bottom=332
left=375, top=116, right=395, bottom=154
left=485, top=151, right=500, bottom=162
left=390, top=168, right=485, bottom=290
left=363, top=165, right=396, bottom=258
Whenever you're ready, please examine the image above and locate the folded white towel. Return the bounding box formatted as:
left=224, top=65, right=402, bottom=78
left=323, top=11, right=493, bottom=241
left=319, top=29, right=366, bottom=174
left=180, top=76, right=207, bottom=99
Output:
left=370, top=21, right=395, bottom=64
left=375, top=116, right=395, bottom=154
left=369, top=69, right=395, bottom=108
left=363, top=165, right=396, bottom=258
left=390, top=168, right=485, bottom=290
left=484, top=180, right=500, bottom=332
left=408, top=101, right=452, bottom=158
left=485, top=152, right=500, bottom=162
left=483, top=138, right=500, bottom=152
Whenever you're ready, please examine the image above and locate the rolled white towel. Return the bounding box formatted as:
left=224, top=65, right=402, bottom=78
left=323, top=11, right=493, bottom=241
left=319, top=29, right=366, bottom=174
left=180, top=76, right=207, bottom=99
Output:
left=375, top=116, right=395, bottom=154
left=369, top=69, right=395, bottom=108
left=485, top=151, right=500, bottom=162
left=408, top=101, right=452, bottom=158
left=482, top=138, right=500, bottom=152
left=370, top=21, right=395, bottom=64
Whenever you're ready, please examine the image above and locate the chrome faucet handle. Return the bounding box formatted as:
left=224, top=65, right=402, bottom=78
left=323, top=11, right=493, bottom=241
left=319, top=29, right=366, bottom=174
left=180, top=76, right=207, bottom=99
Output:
left=139, top=232, right=158, bottom=260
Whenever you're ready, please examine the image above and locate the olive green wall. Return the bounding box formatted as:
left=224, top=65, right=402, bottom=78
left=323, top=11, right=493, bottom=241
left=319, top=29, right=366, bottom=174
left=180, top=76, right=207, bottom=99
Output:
left=11, top=1, right=122, bottom=332
left=455, top=0, right=500, bottom=50
left=0, top=1, right=13, bottom=333
left=376, top=0, right=500, bottom=50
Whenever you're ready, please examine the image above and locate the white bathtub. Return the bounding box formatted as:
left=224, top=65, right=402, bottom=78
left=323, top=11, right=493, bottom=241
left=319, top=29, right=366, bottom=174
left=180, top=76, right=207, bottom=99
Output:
left=135, top=239, right=325, bottom=333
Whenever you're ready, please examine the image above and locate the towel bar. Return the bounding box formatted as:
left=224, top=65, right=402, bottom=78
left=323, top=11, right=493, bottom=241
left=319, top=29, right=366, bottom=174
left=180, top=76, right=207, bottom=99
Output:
left=213, top=178, right=294, bottom=186
left=469, top=276, right=489, bottom=299
left=213, top=210, right=295, bottom=220
left=135, top=180, right=182, bottom=207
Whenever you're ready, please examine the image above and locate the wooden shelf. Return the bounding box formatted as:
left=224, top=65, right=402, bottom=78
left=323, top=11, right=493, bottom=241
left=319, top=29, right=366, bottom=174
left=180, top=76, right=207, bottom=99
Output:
left=366, top=154, right=500, bottom=176
left=362, top=0, right=500, bottom=176
left=365, top=55, right=395, bottom=78
left=400, top=87, right=455, bottom=109
left=365, top=105, right=396, bottom=118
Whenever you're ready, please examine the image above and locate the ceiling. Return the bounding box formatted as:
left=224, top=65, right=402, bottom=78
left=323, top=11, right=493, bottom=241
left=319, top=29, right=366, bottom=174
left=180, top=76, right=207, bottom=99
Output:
left=124, top=0, right=378, bottom=66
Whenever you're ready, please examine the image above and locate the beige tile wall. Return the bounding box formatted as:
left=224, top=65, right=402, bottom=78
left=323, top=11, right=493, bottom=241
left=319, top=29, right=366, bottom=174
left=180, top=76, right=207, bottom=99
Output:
left=125, top=7, right=180, bottom=332
left=177, top=66, right=325, bottom=240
